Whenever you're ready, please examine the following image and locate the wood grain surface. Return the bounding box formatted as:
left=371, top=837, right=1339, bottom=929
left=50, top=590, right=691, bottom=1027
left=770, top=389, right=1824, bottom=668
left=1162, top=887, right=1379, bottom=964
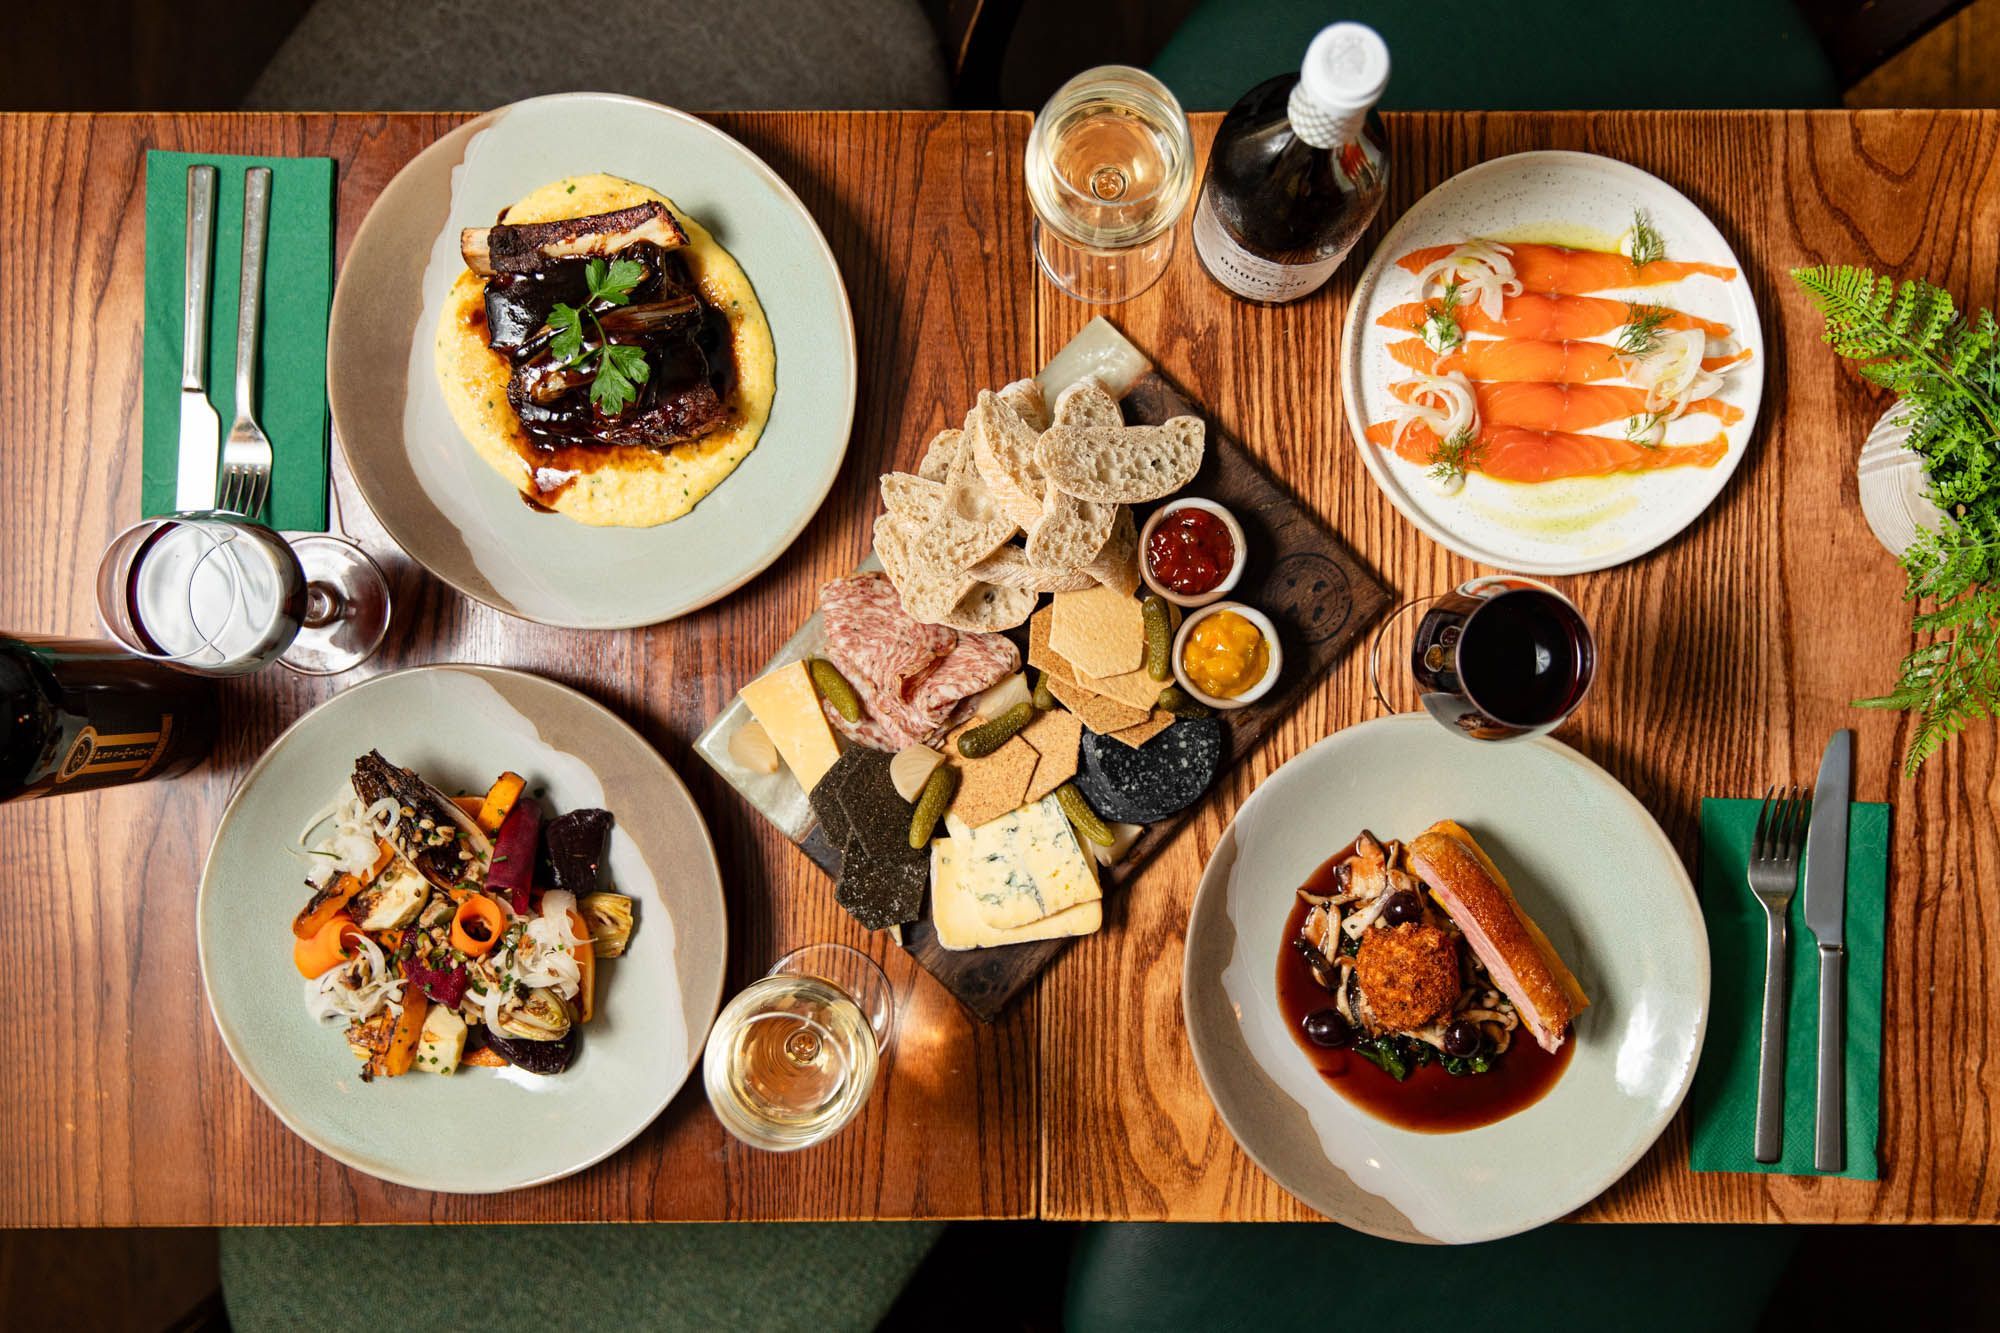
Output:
left=1037, top=110, right=2000, bottom=1225
left=2, top=109, right=1997, bottom=1228
left=0, top=111, right=1038, bottom=1225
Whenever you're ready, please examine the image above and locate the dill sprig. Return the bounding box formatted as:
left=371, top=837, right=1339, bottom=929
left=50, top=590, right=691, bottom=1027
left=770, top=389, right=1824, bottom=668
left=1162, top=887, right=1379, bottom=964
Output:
left=1426, top=426, right=1483, bottom=485
left=1615, top=302, right=1673, bottom=359
left=1628, top=210, right=1665, bottom=267
left=1625, top=410, right=1668, bottom=448
left=1794, top=264, right=2000, bottom=774
left=1416, top=279, right=1465, bottom=353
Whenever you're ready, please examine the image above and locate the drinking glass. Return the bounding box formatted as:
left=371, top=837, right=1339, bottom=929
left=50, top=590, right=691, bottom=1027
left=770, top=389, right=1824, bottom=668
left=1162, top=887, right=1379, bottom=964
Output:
left=1369, top=574, right=1596, bottom=741
left=703, top=943, right=895, bottom=1153
left=1026, top=65, right=1195, bottom=305
left=95, top=512, right=392, bottom=677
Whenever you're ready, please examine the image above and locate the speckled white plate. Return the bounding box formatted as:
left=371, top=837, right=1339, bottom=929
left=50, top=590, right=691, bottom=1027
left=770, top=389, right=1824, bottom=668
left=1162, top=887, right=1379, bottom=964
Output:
left=1342, top=151, right=1763, bottom=574
left=197, top=665, right=727, bottom=1193
left=329, top=91, right=856, bottom=628
left=1184, top=713, right=1707, bottom=1243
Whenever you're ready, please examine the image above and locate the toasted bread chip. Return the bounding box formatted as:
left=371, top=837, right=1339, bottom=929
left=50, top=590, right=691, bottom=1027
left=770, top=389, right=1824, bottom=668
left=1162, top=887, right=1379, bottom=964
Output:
left=1025, top=489, right=1119, bottom=572
left=877, top=513, right=976, bottom=624
left=1051, top=377, right=1124, bottom=429
left=972, top=390, right=1049, bottom=530
left=939, top=580, right=1037, bottom=632
left=967, top=544, right=1097, bottom=594
left=908, top=409, right=1018, bottom=576
left=1037, top=417, right=1206, bottom=503
left=998, top=377, right=1051, bottom=433
left=916, top=428, right=962, bottom=483
left=1083, top=504, right=1139, bottom=595
left=880, top=472, right=945, bottom=522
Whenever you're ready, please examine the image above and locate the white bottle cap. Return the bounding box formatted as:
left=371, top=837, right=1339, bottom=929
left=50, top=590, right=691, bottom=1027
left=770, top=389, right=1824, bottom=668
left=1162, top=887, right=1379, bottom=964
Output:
left=1300, top=22, right=1390, bottom=114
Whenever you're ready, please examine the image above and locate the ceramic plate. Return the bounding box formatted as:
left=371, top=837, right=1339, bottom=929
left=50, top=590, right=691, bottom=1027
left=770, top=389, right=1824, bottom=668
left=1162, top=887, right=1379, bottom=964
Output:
left=329, top=92, right=855, bottom=627
left=1342, top=150, right=1763, bottom=574
left=1184, top=713, right=1707, bottom=1243
left=198, top=665, right=727, bottom=1192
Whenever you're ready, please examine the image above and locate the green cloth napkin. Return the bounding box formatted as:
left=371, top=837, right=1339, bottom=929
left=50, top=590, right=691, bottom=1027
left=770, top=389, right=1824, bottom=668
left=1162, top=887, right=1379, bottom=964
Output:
left=141, top=151, right=334, bottom=531
left=1688, top=797, right=1890, bottom=1178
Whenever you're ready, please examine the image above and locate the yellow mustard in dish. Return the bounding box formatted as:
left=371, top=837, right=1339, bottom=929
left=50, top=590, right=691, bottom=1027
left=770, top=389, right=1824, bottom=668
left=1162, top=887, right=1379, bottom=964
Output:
left=1182, top=611, right=1269, bottom=699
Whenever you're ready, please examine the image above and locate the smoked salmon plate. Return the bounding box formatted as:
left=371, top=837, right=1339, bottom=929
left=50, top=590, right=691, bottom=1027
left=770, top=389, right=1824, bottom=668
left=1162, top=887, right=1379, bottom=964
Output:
left=1339, top=149, right=1764, bottom=574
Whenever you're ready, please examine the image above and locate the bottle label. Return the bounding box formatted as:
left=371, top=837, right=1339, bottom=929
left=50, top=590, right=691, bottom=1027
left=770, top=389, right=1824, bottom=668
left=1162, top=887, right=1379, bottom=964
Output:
left=1192, top=188, right=1342, bottom=303
left=55, top=718, right=172, bottom=785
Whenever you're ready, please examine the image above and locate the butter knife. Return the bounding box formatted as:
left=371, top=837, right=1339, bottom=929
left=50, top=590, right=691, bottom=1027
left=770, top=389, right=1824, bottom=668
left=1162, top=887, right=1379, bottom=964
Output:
left=1804, top=729, right=1853, bottom=1172
left=174, top=165, right=221, bottom=512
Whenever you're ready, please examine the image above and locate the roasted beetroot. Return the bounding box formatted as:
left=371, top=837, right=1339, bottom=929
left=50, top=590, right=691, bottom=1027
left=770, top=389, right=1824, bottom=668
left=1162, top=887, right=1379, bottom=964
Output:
left=482, top=1025, right=578, bottom=1075
left=403, top=954, right=470, bottom=1008
left=544, top=808, right=613, bottom=895
left=488, top=798, right=542, bottom=914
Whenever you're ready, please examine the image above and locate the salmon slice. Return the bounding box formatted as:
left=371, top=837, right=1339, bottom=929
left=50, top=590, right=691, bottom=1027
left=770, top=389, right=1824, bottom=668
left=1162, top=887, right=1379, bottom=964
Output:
left=1364, top=419, right=1729, bottom=482
left=1378, top=293, right=1732, bottom=341
left=1398, top=241, right=1736, bottom=294
left=1389, top=380, right=1742, bottom=431
left=1388, top=338, right=1751, bottom=384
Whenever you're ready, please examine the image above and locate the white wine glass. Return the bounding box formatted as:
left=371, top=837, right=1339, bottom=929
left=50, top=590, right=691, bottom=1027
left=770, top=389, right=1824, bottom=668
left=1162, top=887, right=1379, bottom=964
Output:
left=703, top=943, right=895, bottom=1153
left=1027, top=65, right=1194, bottom=305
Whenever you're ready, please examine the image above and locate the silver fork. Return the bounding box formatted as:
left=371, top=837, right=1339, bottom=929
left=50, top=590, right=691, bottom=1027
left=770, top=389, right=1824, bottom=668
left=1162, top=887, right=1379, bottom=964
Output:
left=1749, top=783, right=1812, bottom=1163
left=219, top=167, right=274, bottom=520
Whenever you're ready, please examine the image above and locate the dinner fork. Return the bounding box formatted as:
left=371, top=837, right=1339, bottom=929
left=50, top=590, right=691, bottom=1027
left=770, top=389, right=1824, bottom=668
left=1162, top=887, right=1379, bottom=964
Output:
left=218, top=167, right=273, bottom=521
left=1749, top=783, right=1812, bottom=1163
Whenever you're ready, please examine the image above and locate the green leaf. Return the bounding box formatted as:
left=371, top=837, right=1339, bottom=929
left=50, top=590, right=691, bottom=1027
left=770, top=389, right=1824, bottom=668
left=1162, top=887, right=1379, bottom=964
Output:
left=1615, top=302, right=1671, bottom=358
left=1426, top=426, right=1484, bottom=485
left=589, top=342, right=651, bottom=416
left=586, top=256, right=646, bottom=307
left=547, top=303, right=585, bottom=365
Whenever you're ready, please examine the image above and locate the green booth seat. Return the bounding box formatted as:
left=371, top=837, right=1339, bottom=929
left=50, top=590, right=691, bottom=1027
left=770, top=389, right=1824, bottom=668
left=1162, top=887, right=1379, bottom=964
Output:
left=221, top=1222, right=942, bottom=1333
left=1152, top=1, right=1841, bottom=110
left=1066, top=1221, right=1799, bottom=1333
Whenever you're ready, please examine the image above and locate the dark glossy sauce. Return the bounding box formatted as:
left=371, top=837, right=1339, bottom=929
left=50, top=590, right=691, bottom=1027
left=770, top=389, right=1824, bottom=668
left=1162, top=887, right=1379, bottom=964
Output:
left=1276, top=850, right=1573, bottom=1133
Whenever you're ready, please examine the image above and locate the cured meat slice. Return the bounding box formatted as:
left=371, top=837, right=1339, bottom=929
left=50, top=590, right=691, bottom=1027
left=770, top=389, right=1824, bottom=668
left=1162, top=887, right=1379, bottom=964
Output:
left=817, top=572, right=1018, bottom=750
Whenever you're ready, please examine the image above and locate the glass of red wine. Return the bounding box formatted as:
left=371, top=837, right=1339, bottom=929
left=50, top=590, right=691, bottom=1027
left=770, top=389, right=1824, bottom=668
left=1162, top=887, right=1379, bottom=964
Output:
left=94, top=512, right=392, bottom=677
left=1369, top=575, right=1595, bottom=741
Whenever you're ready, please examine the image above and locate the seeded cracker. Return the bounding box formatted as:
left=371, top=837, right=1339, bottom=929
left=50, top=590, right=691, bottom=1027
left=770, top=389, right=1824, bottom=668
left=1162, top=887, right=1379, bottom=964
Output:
left=1046, top=670, right=1150, bottom=733
left=1109, top=709, right=1174, bottom=748
left=809, top=748, right=928, bottom=929
left=1019, top=707, right=1083, bottom=802
left=943, top=720, right=1039, bottom=827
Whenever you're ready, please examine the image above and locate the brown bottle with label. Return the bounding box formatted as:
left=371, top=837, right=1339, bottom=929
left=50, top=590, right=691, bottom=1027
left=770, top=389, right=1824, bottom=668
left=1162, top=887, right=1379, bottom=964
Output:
left=1, top=634, right=217, bottom=802
left=1192, top=22, right=1391, bottom=305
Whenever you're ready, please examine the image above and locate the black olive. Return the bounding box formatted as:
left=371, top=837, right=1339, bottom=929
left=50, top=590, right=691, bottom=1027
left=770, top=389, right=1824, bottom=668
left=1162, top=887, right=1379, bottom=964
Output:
left=1303, top=1008, right=1352, bottom=1049
left=1442, top=1020, right=1483, bottom=1058
left=1381, top=891, right=1424, bottom=927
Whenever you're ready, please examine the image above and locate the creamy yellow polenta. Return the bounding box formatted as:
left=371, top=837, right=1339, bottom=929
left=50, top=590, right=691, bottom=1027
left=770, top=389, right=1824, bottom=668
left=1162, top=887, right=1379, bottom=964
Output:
left=435, top=173, right=776, bottom=527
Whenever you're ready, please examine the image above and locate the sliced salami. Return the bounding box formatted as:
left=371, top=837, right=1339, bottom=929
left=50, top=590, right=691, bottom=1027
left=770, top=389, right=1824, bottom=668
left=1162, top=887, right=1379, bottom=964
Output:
left=817, top=571, right=1017, bottom=750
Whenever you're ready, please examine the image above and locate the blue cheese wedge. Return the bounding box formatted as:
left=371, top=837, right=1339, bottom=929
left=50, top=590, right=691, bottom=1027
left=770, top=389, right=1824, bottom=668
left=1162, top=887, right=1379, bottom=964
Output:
left=932, top=836, right=1102, bottom=950
left=942, top=795, right=1101, bottom=930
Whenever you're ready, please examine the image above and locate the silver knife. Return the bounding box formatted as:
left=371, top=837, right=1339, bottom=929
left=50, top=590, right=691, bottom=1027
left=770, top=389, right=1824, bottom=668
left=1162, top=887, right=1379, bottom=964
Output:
left=1804, top=729, right=1853, bottom=1172
left=174, top=165, right=221, bottom=512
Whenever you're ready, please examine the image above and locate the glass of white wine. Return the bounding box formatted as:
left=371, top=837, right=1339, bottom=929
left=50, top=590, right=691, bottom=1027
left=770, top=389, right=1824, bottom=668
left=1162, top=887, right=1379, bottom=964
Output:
left=1026, top=65, right=1195, bottom=305
left=703, top=943, right=895, bottom=1153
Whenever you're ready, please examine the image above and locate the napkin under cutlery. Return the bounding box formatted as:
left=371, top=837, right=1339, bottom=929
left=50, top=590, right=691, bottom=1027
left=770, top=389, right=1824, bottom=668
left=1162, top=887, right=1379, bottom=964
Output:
left=1688, top=796, right=1890, bottom=1178
left=140, top=150, right=334, bottom=531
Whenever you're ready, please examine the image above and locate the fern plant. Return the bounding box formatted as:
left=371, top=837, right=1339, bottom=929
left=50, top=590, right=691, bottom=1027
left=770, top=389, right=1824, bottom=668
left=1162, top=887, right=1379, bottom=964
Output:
left=1794, top=265, right=2000, bottom=775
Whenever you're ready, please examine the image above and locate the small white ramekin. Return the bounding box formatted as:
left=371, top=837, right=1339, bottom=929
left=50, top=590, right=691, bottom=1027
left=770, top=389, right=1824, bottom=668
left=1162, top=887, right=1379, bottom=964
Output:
left=1139, top=498, right=1246, bottom=609
left=1171, top=600, right=1282, bottom=710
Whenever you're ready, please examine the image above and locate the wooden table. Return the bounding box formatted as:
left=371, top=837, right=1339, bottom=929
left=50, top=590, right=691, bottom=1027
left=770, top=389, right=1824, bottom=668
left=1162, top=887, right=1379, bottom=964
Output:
left=1, top=109, right=1995, bottom=1228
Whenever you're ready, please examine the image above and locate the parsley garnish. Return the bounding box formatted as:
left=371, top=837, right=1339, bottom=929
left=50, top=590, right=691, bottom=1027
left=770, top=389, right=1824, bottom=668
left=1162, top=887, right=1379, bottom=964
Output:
left=1426, top=426, right=1483, bottom=485
left=1615, top=302, right=1672, bottom=359
left=545, top=257, right=652, bottom=416
left=1628, top=210, right=1665, bottom=267
left=1796, top=264, right=2000, bottom=774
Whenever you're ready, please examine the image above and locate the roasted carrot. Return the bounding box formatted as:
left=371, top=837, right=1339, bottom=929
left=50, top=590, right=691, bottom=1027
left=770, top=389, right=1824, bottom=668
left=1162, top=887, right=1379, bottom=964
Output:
left=459, top=1045, right=510, bottom=1068
left=451, top=895, right=507, bottom=957
left=293, top=914, right=362, bottom=978
left=291, top=840, right=395, bottom=939
left=568, top=909, right=597, bottom=1023
left=475, top=772, right=527, bottom=834
left=451, top=796, right=484, bottom=819
left=374, top=992, right=429, bottom=1078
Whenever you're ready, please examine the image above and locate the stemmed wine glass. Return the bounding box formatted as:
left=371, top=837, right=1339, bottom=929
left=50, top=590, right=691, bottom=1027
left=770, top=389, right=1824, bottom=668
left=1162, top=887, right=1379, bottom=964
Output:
left=1369, top=574, right=1597, bottom=741
left=95, top=511, right=391, bottom=677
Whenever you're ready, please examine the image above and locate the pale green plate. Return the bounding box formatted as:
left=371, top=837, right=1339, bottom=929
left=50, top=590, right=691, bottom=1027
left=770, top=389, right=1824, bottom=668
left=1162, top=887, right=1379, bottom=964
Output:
left=198, top=665, right=727, bottom=1193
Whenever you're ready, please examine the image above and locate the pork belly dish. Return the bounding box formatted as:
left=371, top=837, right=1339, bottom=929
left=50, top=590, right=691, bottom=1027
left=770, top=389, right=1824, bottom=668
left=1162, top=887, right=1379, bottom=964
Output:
left=435, top=174, right=776, bottom=527
left=1278, top=820, right=1588, bottom=1130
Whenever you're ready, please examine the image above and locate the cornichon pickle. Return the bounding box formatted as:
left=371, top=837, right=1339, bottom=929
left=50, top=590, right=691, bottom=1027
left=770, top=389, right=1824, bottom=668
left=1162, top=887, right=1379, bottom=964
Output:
left=1055, top=782, right=1115, bottom=847
left=957, top=701, right=1034, bottom=757
left=1157, top=684, right=1210, bottom=718
left=1031, top=670, right=1057, bottom=711
left=908, top=764, right=959, bottom=850
left=807, top=658, right=862, bottom=722
left=1142, top=595, right=1172, bottom=682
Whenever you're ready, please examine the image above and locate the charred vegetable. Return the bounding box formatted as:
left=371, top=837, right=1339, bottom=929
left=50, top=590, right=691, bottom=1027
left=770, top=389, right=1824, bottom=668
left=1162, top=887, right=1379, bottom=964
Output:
left=579, top=892, right=635, bottom=958
left=351, top=751, right=493, bottom=889
left=481, top=1025, right=579, bottom=1076
left=544, top=808, right=613, bottom=894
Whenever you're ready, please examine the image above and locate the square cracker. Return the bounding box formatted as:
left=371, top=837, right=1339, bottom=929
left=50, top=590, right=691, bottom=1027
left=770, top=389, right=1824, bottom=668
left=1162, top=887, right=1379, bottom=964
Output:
left=1046, top=670, right=1150, bottom=733
left=1109, top=709, right=1174, bottom=748
left=944, top=721, right=1039, bottom=828
left=1075, top=662, right=1168, bottom=712
left=1049, top=585, right=1144, bottom=678
left=1020, top=707, right=1083, bottom=803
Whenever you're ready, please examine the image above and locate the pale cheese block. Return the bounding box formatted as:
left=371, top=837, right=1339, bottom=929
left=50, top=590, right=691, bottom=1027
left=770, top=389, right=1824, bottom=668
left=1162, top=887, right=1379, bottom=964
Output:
left=932, top=837, right=1103, bottom=950
left=737, top=662, right=841, bottom=789
left=942, top=796, right=1101, bottom=930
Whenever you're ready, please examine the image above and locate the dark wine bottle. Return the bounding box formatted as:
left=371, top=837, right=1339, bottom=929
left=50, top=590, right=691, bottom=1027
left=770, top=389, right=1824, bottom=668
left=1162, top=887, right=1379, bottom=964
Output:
left=1192, top=22, right=1391, bottom=305
left=1, top=634, right=217, bottom=803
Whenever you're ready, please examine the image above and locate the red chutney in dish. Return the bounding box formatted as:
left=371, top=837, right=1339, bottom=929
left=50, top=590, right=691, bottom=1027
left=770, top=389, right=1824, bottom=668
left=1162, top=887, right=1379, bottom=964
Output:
left=1276, top=850, right=1573, bottom=1133
left=1145, top=507, right=1235, bottom=595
